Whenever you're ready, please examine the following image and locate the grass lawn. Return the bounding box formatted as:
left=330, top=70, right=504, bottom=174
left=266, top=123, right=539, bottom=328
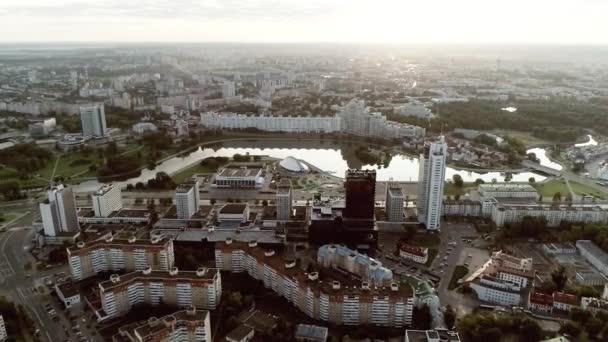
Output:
left=448, top=265, right=469, bottom=290
left=534, top=179, right=608, bottom=199
left=171, top=164, right=213, bottom=183
left=533, top=179, right=570, bottom=198
left=490, top=129, right=550, bottom=146
left=0, top=213, right=18, bottom=224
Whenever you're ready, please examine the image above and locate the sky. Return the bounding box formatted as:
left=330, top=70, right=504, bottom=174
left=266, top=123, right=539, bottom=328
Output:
left=1, top=0, right=607, bottom=44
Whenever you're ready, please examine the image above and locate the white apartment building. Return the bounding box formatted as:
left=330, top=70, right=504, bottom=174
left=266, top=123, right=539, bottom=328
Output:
left=528, top=291, right=553, bottom=314
left=385, top=185, right=404, bottom=222
left=68, top=235, right=175, bottom=281
left=92, top=184, right=122, bottom=217
left=317, top=244, right=393, bottom=286
left=96, top=267, right=221, bottom=321
left=276, top=179, right=292, bottom=222
left=213, top=166, right=264, bottom=189
left=442, top=200, right=482, bottom=217
left=79, top=103, right=107, bottom=138
left=40, top=184, right=79, bottom=237
left=222, top=81, right=236, bottom=98
left=478, top=184, right=539, bottom=200
left=491, top=205, right=608, bottom=228
left=581, top=297, right=608, bottom=315
left=337, top=99, right=425, bottom=139
left=576, top=240, right=608, bottom=276
left=0, top=315, right=6, bottom=341
left=201, top=112, right=342, bottom=133
left=395, top=101, right=432, bottom=119
left=399, top=244, right=429, bottom=264
left=217, top=204, right=250, bottom=223
left=418, top=136, right=447, bottom=231
left=175, top=180, right=200, bottom=220
left=115, top=307, right=212, bottom=342
left=215, top=240, right=414, bottom=328
left=469, top=275, right=522, bottom=306
left=132, top=122, right=158, bottom=134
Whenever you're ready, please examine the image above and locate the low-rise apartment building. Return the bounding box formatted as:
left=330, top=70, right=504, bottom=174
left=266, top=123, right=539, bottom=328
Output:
left=68, top=235, right=175, bottom=280
left=96, top=267, right=221, bottom=321
left=491, top=205, right=608, bottom=228
left=552, top=292, right=579, bottom=312
left=215, top=239, right=414, bottom=328
left=113, top=307, right=212, bottom=342
left=398, top=244, right=429, bottom=265
left=528, top=291, right=553, bottom=313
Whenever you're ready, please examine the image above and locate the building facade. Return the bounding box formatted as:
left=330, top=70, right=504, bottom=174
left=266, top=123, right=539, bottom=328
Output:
left=344, top=169, right=376, bottom=221
left=215, top=240, right=414, bottom=328
left=68, top=236, right=175, bottom=280
left=276, top=179, right=292, bottom=222
left=96, top=268, right=221, bottom=321
left=79, top=103, right=107, bottom=138
left=201, top=112, right=342, bottom=133
left=385, top=185, right=404, bottom=222
left=175, top=180, right=200, bottom=220
left=317, top=244, right=393, bottom=286
left=418, top=136, right=447, bottom=231
left=92, top=184, right=122, bottom=217
left=39, top=184, right=79, bottom=237
left=113, top=307, right=212, bottom=342
left=491, top=205, right=608, bottom=228
left=398, top=244, right=429, bottom=265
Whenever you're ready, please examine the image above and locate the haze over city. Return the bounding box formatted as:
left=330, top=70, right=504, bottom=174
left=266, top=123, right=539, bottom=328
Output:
left=2, top=1, right=608, bottom=342
left=2, top=0, right=608, bottom=44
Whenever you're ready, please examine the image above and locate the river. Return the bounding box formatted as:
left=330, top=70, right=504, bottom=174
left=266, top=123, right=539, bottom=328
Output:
left=74, top=140, right=545, bottom=192
left=526, top=134, right=599, bottom=172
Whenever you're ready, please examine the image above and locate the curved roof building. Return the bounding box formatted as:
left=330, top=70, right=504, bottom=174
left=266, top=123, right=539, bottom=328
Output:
left=279, top=156, right=309, bottom=173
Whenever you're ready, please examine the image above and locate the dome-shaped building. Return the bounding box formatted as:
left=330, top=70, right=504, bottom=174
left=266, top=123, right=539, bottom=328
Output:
left=279, top=156, right=309, bottom=173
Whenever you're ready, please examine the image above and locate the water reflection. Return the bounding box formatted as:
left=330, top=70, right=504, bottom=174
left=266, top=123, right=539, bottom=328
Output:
left=75, top=142, right=546, bottom=191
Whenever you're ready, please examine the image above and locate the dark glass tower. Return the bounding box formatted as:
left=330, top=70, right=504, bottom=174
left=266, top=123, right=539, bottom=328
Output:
left=344, top=169, right=376, bottom=220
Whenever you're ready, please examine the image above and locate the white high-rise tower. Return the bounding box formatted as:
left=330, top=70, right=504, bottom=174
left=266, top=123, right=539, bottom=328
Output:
left=79, top=104, right=107, bottom=138
left=39, top=184, right=79, bottom=236
left=417, top=136, right=447, bottom=231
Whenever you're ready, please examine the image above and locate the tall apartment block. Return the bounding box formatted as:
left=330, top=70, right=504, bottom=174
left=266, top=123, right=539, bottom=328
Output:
left=175, top=179, right=200, bottom=219
left=39, top=184, right=79, bottom=237
left=215, top=239, right=413, bottom=327
left=344, top=169, right=376, bottom=220
left=276, top=178, right=292, bottom=222
left=418, top=136, right=447, bottom=231
left=0, top=315, right=6, bottom=341
left=92, top=184, right=122, bottom=217
left=67, top=235, right=175, bottom=280
left=113, top=307, right=212, bottom=342
left=80, top=103, right=107, bottom=138
left=96, top=267, right=221, bottom=321
left=385, top=183, right=404, bottom=222
left=317, top=244, right=393, bottom=286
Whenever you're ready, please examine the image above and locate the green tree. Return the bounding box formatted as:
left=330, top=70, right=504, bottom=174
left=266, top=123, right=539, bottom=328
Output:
left=529, top=177, right=536, bottom=183
left=553, top=192, right=563, bottom=202
left=560, top=321, right=583, bottom=338
left=452, top=174, right=464, bottom=188
left=551, top=265, right=568, bottom=291
left=444, top=305, right=456, bottom=329
left=585, top=317, right=603, bottom=337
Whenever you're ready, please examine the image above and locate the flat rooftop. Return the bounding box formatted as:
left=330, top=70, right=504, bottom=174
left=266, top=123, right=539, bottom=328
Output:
left=176, top=181, right=197, bottom=193
left=217, top=167, right=261, bottom=178
left=98, top=268, right=218, bottom=291
left=478, top=183, right=538, bottom=193
left=67, top=236, right=171, bottom=254
left=220, top=203, right=248, bottom=214
left=134, top=309, right=209, bottom=338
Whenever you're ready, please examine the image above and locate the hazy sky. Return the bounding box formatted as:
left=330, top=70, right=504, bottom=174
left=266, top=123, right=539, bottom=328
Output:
left=1, top=0, right=607, bottom=44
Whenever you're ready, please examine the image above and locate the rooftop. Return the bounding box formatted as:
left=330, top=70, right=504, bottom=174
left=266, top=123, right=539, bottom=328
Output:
left=225, top=324, right=254, bottom=341
left=388, top=187, right=404, bottom=198
left=294, top=324, right=328, bottom=341
left=478, top=183, right=538, bottom=194
left=217, top=241, right=411, bottom=299
left=98, top=268, right=218, bottom=291
left=176, top=181, right=197, bottom=193
left=217, top=167, right=262, bottom=178
left=576, top=240, right=608, bottom=265
left=553, top=291, right=579, bottom=306
left=219, top=203, right=248, bottom=214
left=93, top=184, right=117, bottom=196
left=405, top=329, right=460, bottom=342
left=399, top=243, right=428, bottom=257
left=67, top=236, right=171, bottom=254
left=129, top=309, right=208, bottom=339
left=530, top=291, right=554, bottom=306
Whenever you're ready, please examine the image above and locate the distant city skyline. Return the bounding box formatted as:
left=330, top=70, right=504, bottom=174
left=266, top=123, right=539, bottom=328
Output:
left=1, top=0, right=608, bottom=44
